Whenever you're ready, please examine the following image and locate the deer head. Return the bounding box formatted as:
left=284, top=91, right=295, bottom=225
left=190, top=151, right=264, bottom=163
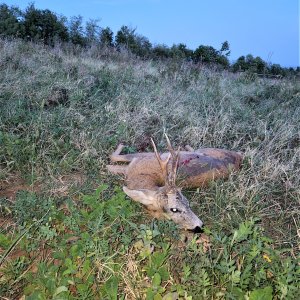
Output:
left=123, top=135, right=204, bottom=232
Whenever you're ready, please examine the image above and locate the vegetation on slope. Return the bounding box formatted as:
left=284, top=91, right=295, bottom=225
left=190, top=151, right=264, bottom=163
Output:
left=1, top=2, right=299, bottom=77
left=0, top=39, right=299, bottom=299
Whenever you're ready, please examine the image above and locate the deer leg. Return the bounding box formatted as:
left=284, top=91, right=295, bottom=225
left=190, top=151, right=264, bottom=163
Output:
left=107, top=165, right=127, bottom=175
left=185, top=145, right=195, bottom=152
left=110, top=144, right=150, bottom=163
left=110, top=143, right=124, bottom=157
left=110, top=144, right=131, bottom=162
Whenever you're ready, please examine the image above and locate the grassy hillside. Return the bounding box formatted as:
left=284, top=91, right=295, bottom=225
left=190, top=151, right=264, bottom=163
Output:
left=0, top=39, right=299, bottom=299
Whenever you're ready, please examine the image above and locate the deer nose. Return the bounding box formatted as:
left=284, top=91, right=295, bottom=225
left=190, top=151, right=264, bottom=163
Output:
left=192, top=226, right=204, bottom=233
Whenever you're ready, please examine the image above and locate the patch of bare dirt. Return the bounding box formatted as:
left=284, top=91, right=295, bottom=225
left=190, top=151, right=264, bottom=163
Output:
left=0, top=215, right=16, bottom=231
left=0, top=172, right=87, bottom=201
left=48, top=173, right=86, bottom=197
left=0, top=176, right=39, bottom=200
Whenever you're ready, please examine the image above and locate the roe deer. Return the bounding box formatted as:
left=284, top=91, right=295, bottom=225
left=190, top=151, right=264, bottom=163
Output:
left=107, top=135, right=242, bottom=232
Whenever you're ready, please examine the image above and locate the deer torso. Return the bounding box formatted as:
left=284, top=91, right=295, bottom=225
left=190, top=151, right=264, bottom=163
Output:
left=125, top=148, right=242, bottom=190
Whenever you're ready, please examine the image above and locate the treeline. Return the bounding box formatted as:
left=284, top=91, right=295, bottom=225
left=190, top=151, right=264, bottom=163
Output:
left=0, top=3, right=299, bottom=77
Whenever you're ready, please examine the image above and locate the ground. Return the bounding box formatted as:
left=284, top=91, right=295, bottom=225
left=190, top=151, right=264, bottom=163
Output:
left=0, top=39, right=299, bottom=299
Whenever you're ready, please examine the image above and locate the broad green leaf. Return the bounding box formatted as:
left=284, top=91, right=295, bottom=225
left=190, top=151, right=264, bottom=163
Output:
left=153, top=272, right=162, bottom=288
left=158, top=266, right=169, bottom=281
left=231, top=221, right=253, bottom=245
left=249, top=286, right=273, bottom=300
left=146, top=288, right=155, bottom=300
left=154, top=294, right=163, bottom=300
left=230, top=287, right=245, bottom=300
left=53, top=286, right=68, bottom=296
left=231, top=270, right=241, bottom=284
left=162, top=293, right=176, bottom=300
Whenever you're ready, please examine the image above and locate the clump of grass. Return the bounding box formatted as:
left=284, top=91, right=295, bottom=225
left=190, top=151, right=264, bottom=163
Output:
left=0, top=38, right=299, bottom=298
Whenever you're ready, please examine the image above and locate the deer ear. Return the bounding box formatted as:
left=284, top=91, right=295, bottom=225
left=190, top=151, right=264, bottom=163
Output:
left=123, top=186, right=157, bottom=206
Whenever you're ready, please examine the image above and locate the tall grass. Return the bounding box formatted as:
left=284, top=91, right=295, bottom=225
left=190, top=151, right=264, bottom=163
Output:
left=0, top=39, right=299, bottom=298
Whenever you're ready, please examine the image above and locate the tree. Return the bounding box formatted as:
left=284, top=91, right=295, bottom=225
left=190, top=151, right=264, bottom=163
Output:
left=254, top=56, right=266, bottom=74
left=232, top=56, right=247, bottom=72
left=115, top=25, right=136, bottom=49
left=133, top=34, right=152, bottom=57
left=85, top=19, right=100, bottom=45
left=246, top=55, right=253, bottom=68
left=22, top=4, right=68, bottom=44
left=232, top=54, right=267, bottom=74
left=170, top=43, right=193, bottom=60
left=115, top=25, right=152, bottom=57
left=193, top=44, right=229, bottom=67
left=220, top=40, right=230, bottom=57
left=69, top=15, right=85, bottom=46
left=152, top=44, right=171, bottom=59
left=193, top=45, right=216, bottom=63
left=270, top=64, right=285, bottom=76
left=178, top=43, right=193, bottom=59
left=0, top=4, right=23, bottom=37
left=99, top=26, right=114, bottom=47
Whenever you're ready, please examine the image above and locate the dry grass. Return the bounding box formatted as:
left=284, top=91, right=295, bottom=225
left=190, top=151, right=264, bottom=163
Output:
left=0, top=39, right=299, bottom=267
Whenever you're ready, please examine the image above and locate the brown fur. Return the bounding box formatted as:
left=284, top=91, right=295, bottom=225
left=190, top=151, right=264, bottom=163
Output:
left=108, top=147, right=242, bottom=190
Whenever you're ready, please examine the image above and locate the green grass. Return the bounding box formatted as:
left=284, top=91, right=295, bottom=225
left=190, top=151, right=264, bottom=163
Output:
left=0, top=39, right=299, bottom=299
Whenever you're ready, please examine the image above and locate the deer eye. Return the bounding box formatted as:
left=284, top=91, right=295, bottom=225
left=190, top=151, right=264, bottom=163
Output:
left=170, top=208, right=181, bottom=213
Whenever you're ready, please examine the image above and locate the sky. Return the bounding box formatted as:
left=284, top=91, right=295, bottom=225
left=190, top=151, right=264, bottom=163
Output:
left=4, top=0, right=300, bottom=67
